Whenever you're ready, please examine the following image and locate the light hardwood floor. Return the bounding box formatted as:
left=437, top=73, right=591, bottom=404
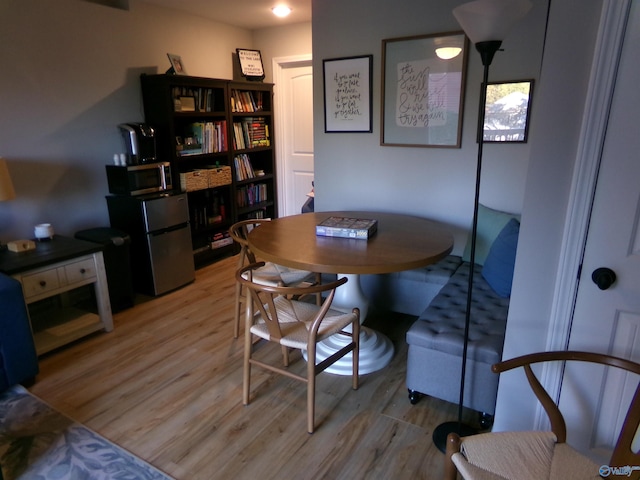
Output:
left=30, top=254, right=475, bottom=479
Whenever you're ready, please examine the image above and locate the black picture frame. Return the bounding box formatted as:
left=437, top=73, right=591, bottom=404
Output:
left=323, top=55, right=373, bottom=133
left=381, top=32, right=468, bottom=148
left=236, top=49, right=265, bottom=81
left=482, top=79, right=534, bottom=143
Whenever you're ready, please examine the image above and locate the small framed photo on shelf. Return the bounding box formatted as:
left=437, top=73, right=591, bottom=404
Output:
left=482, top=79, right=534, bottom=143
left=236, top=49, right=265, bottom=81
left=381, top=32, right=468, bottom=148
left=323, top=55, right=373, bottom=133
left=167, top=53, right=187, bottom=75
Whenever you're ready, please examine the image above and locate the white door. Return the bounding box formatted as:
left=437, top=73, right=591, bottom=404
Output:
left=274, top=60, right=314, bottom=217
left=559, top=1, right=640, bottom=464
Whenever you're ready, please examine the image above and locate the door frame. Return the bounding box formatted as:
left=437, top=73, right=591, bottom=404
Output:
left=272, top=54, right=313, bottom=218
left=538, top=0, right=631, bottom=429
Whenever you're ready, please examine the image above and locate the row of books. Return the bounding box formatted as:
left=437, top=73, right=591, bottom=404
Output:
left=237, top=183, right=268, bottom=207
left=232, top=117, right=270, bottom=150
left=172, top=86, right=218, bottom=112
left=189, top=190, right=227, bottom=230
left=233, top=154, right=256, bottom=181
left=231, top=90, right=264, bottom=113
left=178, top=121, right=228, bottom=156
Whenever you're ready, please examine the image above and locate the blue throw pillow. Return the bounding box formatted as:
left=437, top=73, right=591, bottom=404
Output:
left=481, top=218, right=520, bottom=297
left=462, top=204, right=520, bottom=266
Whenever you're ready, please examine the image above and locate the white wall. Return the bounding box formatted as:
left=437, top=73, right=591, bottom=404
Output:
left=253, top=23, right=312, bottom=82
left=0, top=0, right=311, bottom=243
left=311, top=0, right=547, bottom=254
left=494, top=0, right=604, bottom=431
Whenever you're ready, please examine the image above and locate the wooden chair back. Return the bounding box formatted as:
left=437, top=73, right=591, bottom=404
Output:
left=229, top=219, right=270, bottom=267
left=237, top=262, right=347, bottom=337
left=492, top=351, right=640, bottom=473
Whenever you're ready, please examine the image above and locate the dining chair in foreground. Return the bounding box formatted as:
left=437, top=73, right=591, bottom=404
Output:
left=230, top=219, right=318, bottom=338
left=236, top=262, right=360, bottom=433
left=445, top=350, right=640, bottom=480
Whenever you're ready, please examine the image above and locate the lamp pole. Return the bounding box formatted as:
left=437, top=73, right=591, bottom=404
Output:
left=432, top=39, right=502, bottom=452
left=431, top=0, right=531, bottom=453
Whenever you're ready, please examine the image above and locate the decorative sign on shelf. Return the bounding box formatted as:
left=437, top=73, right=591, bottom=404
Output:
left=323, top=55, right=373, bottom=133
left=236, top=49, right=265, bottom=81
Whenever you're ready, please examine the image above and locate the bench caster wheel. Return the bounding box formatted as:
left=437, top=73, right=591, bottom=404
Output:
left=479, top=412, right=494, bottom=429
left=408, top=389, right=423, bottom=405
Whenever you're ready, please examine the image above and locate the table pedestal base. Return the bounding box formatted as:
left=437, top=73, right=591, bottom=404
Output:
left=304, top=272, right=394, bottom=375
left=304, top=327, right=394, bottom=375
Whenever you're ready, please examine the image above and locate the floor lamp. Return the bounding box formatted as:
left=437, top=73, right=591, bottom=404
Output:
left=432, top=0, right=532, bottom=452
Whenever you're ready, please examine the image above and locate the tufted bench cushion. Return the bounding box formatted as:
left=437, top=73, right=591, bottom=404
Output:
left=361, top=255, right=463, bottom=316
left=407, top=263, right=509, bottom=363
left=405, top=262, right=509, bottom=415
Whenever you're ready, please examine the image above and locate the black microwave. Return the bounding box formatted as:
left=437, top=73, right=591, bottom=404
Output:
left=106, top=162, right=173, bottom=196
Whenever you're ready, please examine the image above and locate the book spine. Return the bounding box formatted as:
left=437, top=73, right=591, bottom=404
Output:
left=315, top=226, right=373, bottom=239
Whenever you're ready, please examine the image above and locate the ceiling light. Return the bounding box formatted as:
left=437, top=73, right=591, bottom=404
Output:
left=435, top=47, right=462, bottom=60
left=272, top=5, right=292, bottom=17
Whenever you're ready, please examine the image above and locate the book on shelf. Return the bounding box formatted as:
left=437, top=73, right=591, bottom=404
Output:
left=231, top=90, right=264, bottom=113
left=237, top=183, right=268, bottom=207
left=315, top=216, right=378, bottom=240
left=172, top=86, right=216, bottom=112
left=232, top=117, right=270, bottom=150
left=210, top=231, right=233, bottom=250
left=233, top=154, right=256, bottom=181
left=179, top=121, right=227, bottom=155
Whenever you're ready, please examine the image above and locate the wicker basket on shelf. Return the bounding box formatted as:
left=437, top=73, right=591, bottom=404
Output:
left=180, top=170, right=209, bottom=192
left=207, top=165, right=232, bottom=188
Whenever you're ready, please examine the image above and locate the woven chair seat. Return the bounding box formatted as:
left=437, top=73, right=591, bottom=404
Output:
left=242, top=262, right=315, bottom=287
left=250, top=296, right=356, bottom=349
left=452, top=431, right=600, bottom=480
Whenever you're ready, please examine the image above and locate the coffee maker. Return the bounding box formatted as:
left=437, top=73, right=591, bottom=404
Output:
left=118, top=123, right=156, bottom=164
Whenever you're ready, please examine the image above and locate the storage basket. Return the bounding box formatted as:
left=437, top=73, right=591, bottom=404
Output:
left=207, top=165, right=232, bottom=188
left=180, top=170, right=209, bottom=192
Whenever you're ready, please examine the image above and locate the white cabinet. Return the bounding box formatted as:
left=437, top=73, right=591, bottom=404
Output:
left=6, top=244, right=113, bottom=355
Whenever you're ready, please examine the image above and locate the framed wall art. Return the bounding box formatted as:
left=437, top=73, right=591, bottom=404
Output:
left=323, top=55, right=373, bottom=133
left=167, top=53, right=186, bottom=75
left=381, top=32, right=468, bottom=147
left=482, top=79, right=534, bottom=143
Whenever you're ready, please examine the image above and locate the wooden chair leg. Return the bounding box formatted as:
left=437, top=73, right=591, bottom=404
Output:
left=307, top=341, right=316, bottom=434
left=352, top=311, right=360, bottom=390
left=234, top=281, right=242, bottom=338
left=242, top=298, right=253, bottom=405
left=281, top=345, right=290, bottom=367
left=444, top=432, right=462, bottom=480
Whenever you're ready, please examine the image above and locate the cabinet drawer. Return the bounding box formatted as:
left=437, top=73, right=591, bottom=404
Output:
left=65, top=258, right=96, bottom=284
left=22, top=268, right=61, bottom=298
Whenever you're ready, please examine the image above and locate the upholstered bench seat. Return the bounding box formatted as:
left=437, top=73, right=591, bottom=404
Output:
left=361, top=255, right=463, bottom=316
left=406, top=262, right=509, bottom=415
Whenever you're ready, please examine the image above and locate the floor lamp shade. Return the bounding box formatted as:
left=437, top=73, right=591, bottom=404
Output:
left=453, top=0, right=532, bottom=45
left=0, top=158, right=16, bottom=202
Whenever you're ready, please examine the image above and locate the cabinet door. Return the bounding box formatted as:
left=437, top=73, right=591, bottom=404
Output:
left=146, top=226, right=195, bottom=295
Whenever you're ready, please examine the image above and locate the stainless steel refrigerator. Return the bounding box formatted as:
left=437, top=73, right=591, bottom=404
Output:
left=107, top=192, right=195, bottom=296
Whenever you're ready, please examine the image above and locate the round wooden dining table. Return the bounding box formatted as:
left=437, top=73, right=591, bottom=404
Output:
left=247, top=211, right=454, bottom=374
